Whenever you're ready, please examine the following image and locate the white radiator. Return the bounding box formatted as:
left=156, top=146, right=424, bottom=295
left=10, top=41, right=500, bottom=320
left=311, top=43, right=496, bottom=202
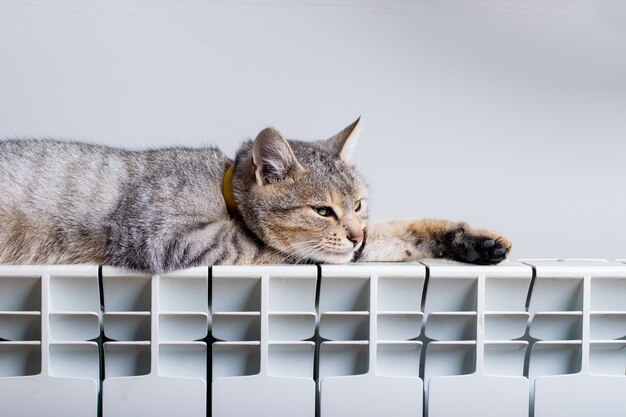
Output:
left=0, top=261, right=624, bottom=417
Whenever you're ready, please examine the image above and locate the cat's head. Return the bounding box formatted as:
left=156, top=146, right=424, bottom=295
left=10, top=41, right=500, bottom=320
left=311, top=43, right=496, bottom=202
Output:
left=232, top=118, right=367, bottom=263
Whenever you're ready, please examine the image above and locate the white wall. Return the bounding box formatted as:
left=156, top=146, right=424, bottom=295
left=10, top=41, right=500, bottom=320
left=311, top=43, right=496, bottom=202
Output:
left=1, top=0, right=625, bottom=259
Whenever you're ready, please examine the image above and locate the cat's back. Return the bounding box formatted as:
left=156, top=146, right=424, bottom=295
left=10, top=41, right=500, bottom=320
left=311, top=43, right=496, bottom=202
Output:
left=0, top=139, right=230, bottom=209
left=0, top=139, right=132, bottom=213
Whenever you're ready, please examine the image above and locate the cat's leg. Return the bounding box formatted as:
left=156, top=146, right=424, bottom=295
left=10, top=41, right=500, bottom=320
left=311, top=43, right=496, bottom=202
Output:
left=359, top=219, right=511, bottom=264
left=106, top=219, right=265, bottom=272
left=164, top=221, right=295, bottom=268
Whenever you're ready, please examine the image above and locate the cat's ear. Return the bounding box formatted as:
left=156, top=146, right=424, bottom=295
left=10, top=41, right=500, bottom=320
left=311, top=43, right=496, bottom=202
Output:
left=326, top=117, right=361, bottom=161
left=252, top=127, right=303, bottom=185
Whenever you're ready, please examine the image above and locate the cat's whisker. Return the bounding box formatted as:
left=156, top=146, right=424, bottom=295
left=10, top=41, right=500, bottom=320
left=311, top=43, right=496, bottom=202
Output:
left=266, top=239, right=322, bottom=264
left=290, top=241, right=328, bottom=263
left=280, top=240, right=326, bottom=263
left=281, top=246, right=317, bottom=263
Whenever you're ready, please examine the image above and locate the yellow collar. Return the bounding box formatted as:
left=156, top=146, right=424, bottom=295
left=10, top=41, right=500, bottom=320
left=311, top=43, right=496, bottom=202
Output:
left=222, top=164, right=238, bottom=215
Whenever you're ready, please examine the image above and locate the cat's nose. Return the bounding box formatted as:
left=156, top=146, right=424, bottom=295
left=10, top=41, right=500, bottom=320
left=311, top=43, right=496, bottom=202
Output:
left=347, top=233, right=364, bottom=248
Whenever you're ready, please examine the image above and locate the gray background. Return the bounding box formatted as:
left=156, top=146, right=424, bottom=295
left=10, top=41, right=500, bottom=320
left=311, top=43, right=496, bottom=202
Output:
left=1, top=0, right=625, bottom=260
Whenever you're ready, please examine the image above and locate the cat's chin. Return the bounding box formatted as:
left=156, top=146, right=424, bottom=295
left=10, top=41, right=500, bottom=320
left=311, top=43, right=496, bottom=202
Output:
left=308, top=250, right=355, bottom=264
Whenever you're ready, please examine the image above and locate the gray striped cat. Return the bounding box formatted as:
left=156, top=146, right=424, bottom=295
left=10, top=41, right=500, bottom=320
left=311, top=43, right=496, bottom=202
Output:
left=0, top=119, right=511, bottom=272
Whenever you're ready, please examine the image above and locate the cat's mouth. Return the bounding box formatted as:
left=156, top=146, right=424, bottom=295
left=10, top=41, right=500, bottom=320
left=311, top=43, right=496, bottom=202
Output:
left=287, top=239, right=363, bottom=264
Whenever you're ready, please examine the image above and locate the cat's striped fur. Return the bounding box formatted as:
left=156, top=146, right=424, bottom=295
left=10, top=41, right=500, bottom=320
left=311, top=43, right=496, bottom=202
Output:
left=0, top=119, right=511, bottom=272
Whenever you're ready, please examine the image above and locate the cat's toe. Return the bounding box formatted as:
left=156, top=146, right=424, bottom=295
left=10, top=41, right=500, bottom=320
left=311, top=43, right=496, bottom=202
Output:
left=450, top=231, right=511, bottom=265
left=479, top=236, right=511, bottom=264
left=482, top=239, right=496, bottom=249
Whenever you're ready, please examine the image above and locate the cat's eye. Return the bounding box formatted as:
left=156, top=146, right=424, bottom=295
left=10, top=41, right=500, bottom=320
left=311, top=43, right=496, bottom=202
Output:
left=354, top=200, right=362, bottom=212
left=314, top=206, right=334, bottom=217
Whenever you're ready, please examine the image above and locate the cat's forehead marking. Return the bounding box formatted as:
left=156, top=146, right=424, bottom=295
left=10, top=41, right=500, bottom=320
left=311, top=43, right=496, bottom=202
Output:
left=330, top=192, right=342, bottom=206
left=329, top=192, right=345, bottom=217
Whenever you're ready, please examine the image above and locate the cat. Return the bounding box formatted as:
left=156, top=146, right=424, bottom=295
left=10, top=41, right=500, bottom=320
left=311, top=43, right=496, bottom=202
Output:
left=0, top=118, right=511, bottom=272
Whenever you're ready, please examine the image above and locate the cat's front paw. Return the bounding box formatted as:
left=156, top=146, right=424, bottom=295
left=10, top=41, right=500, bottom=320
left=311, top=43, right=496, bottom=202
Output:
left=443, top=223, right=512, bottom=265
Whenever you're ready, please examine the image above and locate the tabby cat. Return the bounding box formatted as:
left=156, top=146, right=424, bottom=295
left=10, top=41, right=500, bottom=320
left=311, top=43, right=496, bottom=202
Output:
left=0, top=119, right=511, bottom=272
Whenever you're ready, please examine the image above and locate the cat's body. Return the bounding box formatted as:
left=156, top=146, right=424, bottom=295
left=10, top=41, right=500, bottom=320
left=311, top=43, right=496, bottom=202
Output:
left=0, top=120, right=511, bottom=272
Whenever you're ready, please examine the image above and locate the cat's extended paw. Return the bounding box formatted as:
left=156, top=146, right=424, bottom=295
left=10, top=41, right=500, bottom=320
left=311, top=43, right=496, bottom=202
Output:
left=443, top=224, right=512, bottom=265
